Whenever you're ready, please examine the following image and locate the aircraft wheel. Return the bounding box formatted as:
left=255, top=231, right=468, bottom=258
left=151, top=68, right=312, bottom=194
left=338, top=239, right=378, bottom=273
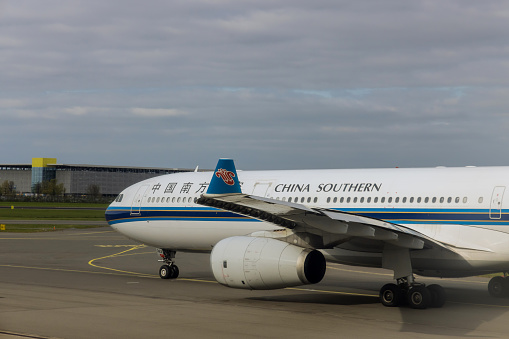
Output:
left=170, top=265, right=179, bottom=279
left=380, top=283, right=403, bottom=307
left=427, top=284, right=446, bottom=308
left=159, top=265, right=172, bottom=279
left=407, top=285, right=430, bottom=309
left=488, top=276, right=507, bottom=298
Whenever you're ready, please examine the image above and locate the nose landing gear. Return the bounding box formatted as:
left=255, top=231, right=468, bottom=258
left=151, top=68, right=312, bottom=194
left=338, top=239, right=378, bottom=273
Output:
left=157, top=249, right=179, bottom=279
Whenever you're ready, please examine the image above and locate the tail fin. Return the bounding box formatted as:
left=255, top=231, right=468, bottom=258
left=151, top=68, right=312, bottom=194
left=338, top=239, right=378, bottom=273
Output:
left=206, top=158, right=242, bottom=194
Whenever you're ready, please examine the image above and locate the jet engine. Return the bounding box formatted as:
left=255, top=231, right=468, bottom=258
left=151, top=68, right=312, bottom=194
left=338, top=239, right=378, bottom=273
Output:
left=210, top=236, right=326, bottom=290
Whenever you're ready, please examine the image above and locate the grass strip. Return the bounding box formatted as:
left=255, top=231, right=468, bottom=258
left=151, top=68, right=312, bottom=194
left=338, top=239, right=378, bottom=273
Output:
left=0, top=209, right=105, bottom=220
left=0, top=202, right=109, bottom=208
left=0, top=224, right=104, bottom=233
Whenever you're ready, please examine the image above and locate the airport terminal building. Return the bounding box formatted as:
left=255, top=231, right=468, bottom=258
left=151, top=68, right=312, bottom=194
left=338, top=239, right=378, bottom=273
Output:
left=0, top=158, right=198, bottom=197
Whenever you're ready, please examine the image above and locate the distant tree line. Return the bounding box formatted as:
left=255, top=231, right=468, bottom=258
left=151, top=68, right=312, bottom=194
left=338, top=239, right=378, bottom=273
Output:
left=0, top=180, right=113, bottom=203
left=32, top=179, right=65, bottom=196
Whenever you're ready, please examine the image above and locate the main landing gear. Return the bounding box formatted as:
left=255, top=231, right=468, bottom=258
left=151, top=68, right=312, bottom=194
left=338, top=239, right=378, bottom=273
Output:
left=380, top=245, right=445, bottom=309
left=379, top=277, right=446, bottom=309
left=488, top=274, right=509, bottom=298
left=157, top=249, right=179, bottom=279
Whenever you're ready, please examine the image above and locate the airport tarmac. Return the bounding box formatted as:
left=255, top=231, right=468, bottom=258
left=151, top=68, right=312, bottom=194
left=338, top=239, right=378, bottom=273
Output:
left=1, top=227, right=509, bottom=338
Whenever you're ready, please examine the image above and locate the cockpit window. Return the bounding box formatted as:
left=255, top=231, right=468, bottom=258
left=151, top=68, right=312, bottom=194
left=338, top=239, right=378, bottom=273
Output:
left=115, top=194, right=123, bottom=202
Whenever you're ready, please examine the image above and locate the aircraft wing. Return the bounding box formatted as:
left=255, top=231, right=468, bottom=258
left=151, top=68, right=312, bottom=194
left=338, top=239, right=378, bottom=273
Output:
left=197, top=193, right=451, bottom=251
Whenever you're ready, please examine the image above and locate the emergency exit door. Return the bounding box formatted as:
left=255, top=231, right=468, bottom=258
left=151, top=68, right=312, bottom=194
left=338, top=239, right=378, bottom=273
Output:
left=490, top=186, right=505, bottom=219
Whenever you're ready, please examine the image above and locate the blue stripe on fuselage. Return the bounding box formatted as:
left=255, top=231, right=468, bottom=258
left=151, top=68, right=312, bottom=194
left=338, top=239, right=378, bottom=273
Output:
left=105, top=206, right=258, bottom=225
left=105, top=206, right=509, bottom=226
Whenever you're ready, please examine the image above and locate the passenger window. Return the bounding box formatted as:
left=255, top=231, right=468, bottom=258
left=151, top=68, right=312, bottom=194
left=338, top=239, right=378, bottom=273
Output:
left=479, top=197, right=483, bottom=203
left=395, top=197, right=399, bottom=203
left=172, top=197, right=175, bottom=203
left=313, top=197, right=318, bottom=203
left=300, top=197, right=304, bottom=203
left=367, top=197, right=371, bottom=203
left=402, top=197, right=406, bottom=203
left=360, top=197, right=364, bottom=203
left=432, top=197, right=437, bottom=203
left=424, top=197, right=429, bottom=203
left=440, top=197, right=444, bottom=203
left=353, top=197, right=358, bottom=203
left=388, top=197, right=392, bottom=203
left=308, top=197, right=312, bottom=203
left=288, top=197, right=292, bottom=203
left=381, top=197, right=385, bottom=203
left=374, top=197, right=378, bottom=203
left=327, top=197, right=331, bottom=203
left=282, top=197, right=286, bottom=201
left=447, top=197, right=452, bottom=203
left=455, top=197, right=460, bottom=203
left=347, top=197, right=351, bottom=203
left=333, top=197, right=337, bottom=203
left=410, top=197, right=414, bottom=203
left=463, top=197, right=468, bottom=203
left=340, top=197, right=345, bottom=203
left=417, top=197, right=421, bottom=203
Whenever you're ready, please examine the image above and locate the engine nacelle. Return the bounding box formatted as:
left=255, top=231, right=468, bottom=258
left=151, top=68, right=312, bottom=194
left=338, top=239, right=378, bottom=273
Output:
left=210, top=236, right=326, bottom=290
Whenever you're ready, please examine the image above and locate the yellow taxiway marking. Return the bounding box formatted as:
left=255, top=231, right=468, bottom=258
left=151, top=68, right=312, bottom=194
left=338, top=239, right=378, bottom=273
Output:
left=95, top=244, right=141, bottom=248
left=88, top=245, right=155, bottom=277
left=327, top=265, right=392, bottom=277
left=71, top=230, right=115, bottom=235
left=0, top=264, right=157, bottom=278
left=286, top=287, right=378, bottom=298
left=0, top=263, right=215, bottom=284
left=327, top=263, right=488, bottom=285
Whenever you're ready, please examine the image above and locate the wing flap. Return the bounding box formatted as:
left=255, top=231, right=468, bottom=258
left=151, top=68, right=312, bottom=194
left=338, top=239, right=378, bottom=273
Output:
left=198, top=193, right=443, bottom=250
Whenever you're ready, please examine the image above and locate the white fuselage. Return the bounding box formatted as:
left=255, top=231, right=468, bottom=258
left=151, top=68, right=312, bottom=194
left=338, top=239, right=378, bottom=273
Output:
left=106, top=166, right=509, bottom=277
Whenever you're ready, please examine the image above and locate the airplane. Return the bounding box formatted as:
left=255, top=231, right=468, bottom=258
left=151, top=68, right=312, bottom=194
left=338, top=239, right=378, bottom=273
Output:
left=105, top=158, right=509, bottom=309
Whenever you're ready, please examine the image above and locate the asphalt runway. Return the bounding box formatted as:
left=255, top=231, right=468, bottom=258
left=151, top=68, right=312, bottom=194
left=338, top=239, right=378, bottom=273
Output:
left=1, top=228, right=509, bottom=338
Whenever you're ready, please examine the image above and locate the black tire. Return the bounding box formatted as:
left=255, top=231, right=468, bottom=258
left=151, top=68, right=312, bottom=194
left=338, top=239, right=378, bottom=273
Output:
left=380, top=283, right=402, bottom=307
left=488, top=276, right=506, bottom=298
left=170, top=265, right=179, bottom=279
left=427, top=284, right=446, bottom=308
left=407, top=285, right=431, bottom=309
left=159, top=265, right=172, bottom=279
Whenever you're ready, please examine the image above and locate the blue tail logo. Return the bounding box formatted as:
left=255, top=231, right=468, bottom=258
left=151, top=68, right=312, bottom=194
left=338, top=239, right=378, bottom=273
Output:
left=207, top=159, right=242, bottom=194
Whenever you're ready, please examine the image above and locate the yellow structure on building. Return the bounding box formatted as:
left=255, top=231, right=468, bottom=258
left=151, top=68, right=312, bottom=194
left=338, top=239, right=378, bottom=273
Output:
left=32, top=158, right=57, bottom=168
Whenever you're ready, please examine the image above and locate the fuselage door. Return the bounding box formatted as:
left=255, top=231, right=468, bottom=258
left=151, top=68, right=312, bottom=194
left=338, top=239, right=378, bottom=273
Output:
left=251, top=181, right=274, bottom=198
left=131, top=184, right=149, bottom=215
left=489, top=186, right=505, bottom=220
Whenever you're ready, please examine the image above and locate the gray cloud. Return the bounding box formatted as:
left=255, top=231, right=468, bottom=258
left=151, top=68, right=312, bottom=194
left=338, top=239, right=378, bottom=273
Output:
left=1, top=1, right=509, bottom=170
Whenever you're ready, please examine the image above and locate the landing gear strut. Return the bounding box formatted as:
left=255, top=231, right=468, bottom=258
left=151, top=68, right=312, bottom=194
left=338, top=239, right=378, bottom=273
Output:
left=379, top=277, right=446, bottom=309
left=157, top=249, right=179, bottom=279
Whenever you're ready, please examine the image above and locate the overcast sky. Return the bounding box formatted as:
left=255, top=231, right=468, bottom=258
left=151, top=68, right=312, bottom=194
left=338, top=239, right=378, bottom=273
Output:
left=1, top=1, right=509, bottom=170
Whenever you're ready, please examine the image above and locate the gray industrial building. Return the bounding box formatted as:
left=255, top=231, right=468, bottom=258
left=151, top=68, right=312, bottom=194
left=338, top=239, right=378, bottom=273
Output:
left=0, top=158, right=198, bottom=196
